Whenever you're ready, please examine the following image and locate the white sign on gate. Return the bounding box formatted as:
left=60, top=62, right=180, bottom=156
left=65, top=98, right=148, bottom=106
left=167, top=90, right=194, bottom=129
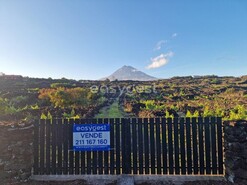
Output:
left=73, top=124, right=110, bottom=151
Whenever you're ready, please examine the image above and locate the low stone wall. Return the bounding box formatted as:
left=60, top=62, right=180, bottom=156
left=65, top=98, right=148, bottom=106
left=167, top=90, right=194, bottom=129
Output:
left=1, top=120, right=247, bottom=184
left=224, top=120, right=247, bottom=184
left=0, top=124, right=33, bottom=183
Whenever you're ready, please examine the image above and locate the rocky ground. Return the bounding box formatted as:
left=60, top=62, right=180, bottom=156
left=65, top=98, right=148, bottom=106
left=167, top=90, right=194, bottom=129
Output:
left=182, top=180, right=244, bottom=185
left=2, top=179, right=246, bottom=185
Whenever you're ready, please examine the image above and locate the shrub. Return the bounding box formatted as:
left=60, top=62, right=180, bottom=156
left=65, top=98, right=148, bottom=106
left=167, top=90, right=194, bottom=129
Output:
left=203, top=106, right=215, bottom=117
left=229, top=105, right=247, bottom=120
left=38, top=87, right=97, bottom=109
left=141, top=100, right=165, bottom=111
left=186, top=110, right=193, bottom=117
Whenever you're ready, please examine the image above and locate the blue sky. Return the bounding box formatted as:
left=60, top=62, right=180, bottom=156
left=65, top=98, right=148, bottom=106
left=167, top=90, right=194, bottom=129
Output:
left=0, top=0, right=246, bottom=80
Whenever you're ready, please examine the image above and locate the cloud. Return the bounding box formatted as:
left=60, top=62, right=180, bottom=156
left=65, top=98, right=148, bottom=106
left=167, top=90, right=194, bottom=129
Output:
left=146, top=52, right=174, bottom=69
left=172, top=33, right=177, bottom=38
left=154, top=40, right=167, bottom=50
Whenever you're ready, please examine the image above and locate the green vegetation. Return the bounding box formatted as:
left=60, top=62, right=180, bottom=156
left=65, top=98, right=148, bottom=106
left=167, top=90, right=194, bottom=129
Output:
left=141, top=100, right=165, bottom=111
left=185, top=110, right=199, bottom=117
left=50, top=82, right=74, bottom=88
left=165, top=110, right=174, bottom=118
left=38, top=87, right=97, bottom=108
left=0, top=97, right=20, bottom=116
left=40, top=112, right=53, bottom=119
left=95, top=101, right=125, bottom=118
left=124, top=75, right=247, bottom=120
left=229, top=105, right=247, bottom=120
left=0, top=75, right=246, bottom=122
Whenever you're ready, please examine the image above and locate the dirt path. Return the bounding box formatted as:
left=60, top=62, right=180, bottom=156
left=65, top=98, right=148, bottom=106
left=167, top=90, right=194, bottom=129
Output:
left=94, top=98, right=128, bottom=118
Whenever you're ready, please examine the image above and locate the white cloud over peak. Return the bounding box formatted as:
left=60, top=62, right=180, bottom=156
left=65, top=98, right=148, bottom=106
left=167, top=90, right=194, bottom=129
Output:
left=146, top=51, right=174, bottom=69
left=154, top=40, right=167, bottom=50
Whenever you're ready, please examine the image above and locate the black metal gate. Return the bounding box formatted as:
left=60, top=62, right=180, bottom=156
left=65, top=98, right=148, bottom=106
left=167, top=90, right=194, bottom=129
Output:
left=33, top=117, right=223, bottom=175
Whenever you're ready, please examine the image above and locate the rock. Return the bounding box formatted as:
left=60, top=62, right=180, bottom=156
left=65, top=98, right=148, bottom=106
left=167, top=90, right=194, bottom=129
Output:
left=235, top=168, right=247, bottom=179
left=224, top=121, right=247, bottom=183
left=0, top=170, right=18, bottom=180
left=225, top=150, right=235, bottom=158
left=227, top=175, right=235, bottom=183
left=117, top=175, right=134, bottom=185
left=16, top=141, right=23, bottom=146
left=225, top=167, right=235, bottom=178
left=0, top=162, right=4, bottom=171
left=229, top=142, right=242, bottom=152
left=4, top=162, right=24, bottom=171
left=235, top=178, right=247, bottom=185
left=225, top=157, right=242, bottom=170
left=18, top=171, right=31, bottom=180
left=226, top=135, right=238, bottom=142
left=242, top=159, right=247, bottom=170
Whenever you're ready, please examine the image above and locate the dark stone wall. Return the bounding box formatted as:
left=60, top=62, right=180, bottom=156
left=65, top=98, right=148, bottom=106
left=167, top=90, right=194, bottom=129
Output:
left=1, top=120, right=247, bottom=184
left=224, top=120, right=247, bottom=184
left=0, top=124, right=33, bottom=183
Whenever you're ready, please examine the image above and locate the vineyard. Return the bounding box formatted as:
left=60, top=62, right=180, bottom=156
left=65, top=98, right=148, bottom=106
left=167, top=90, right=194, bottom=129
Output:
left=0, top=75, right=247, bottom=124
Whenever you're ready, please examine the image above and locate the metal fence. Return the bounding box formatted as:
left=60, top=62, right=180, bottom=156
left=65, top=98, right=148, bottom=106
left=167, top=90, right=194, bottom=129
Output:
left=33, top=117, right=223, bottom=175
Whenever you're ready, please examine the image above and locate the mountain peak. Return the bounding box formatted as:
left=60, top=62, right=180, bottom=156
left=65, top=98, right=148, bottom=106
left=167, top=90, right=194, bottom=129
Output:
left=101, top=65, right=157, bottom=81
left=117, top=65, right=138, bottom=72
left=122, top=65, right=135, bottom=68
